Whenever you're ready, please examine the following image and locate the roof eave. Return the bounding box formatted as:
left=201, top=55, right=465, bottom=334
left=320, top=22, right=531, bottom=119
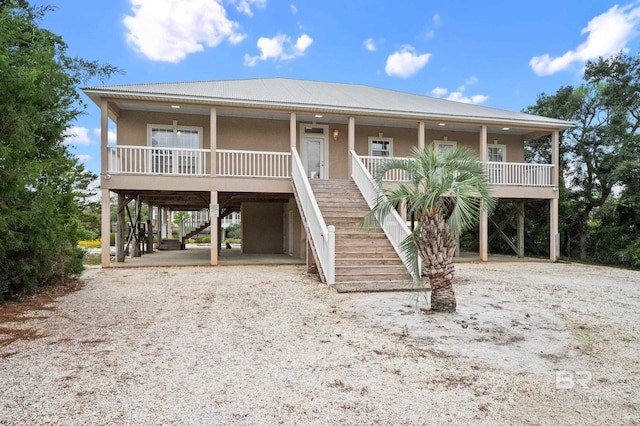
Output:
left=82, top=88, right=575, bottom=131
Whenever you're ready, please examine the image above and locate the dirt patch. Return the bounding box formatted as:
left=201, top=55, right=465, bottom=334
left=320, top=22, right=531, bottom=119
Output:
left=0, top=279, right=84, bottom=347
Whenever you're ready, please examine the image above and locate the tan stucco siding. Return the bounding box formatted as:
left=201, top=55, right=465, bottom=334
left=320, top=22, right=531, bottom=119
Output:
left=242, top=202, right=284, bottom=254
left=427, top=130, right=525, bottom=163
left=117, top=110, right=211, bottom=148
left=217, top=117, right=290, bottom=152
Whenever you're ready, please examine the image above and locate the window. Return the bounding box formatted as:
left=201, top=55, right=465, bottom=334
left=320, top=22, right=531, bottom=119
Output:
left=487, top=144, right=506, bottom=162
left=434, top=139, right=457, bottom=155
left=148, top=124, right=202, bottom=174
left=368, top=136, right=393, bottom=157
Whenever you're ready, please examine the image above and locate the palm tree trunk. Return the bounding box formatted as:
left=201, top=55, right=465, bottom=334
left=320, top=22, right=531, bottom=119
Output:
left=417, top=208, right=457, bottom=313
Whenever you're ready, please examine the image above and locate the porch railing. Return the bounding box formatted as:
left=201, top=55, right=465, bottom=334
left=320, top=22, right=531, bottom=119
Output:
left=360, top=155, right=554, bottom=187
left=486, top=161, right=553, bottom=186
left=217, top=149, right=290, bottom=178
left=351, top=151, right=420, bottom=283
left=359, top=156, right=412, bottom=182
left=107, top=145, right=208, bottom=175
left=291, top=148, right=335, bottom=285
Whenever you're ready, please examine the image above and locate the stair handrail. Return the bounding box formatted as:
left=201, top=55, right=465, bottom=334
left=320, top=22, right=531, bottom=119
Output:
left=181, top=208, right=210, bottom=242
left=291, top=148, right=335, bottom=285
left=350, top=150, right=420, bottom=283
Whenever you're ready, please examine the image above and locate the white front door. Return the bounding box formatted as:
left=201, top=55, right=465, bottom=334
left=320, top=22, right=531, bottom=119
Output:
left=303, top=136, right=327, bottom=179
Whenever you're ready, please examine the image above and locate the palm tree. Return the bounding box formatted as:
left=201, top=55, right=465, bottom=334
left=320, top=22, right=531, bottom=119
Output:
left=365, top=146, right=495, bottom=313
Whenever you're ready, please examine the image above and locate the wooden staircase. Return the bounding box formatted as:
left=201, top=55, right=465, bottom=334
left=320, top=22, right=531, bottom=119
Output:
left=309, top=179, right=414, bottom=292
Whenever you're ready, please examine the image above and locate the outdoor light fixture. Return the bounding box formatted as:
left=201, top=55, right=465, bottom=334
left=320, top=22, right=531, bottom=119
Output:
left=171, top=105, right=180, bottom=109
left=332, top=129, right=340, bottom=140
left=438, top=123, right=446, bottom=126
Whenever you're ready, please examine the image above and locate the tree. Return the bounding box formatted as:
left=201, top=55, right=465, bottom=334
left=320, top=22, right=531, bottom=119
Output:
left=526, top=52, right=640, bottom=261
left=0, top=1, right=119, bottom=299
left=365, top=147, right=495, bottom=313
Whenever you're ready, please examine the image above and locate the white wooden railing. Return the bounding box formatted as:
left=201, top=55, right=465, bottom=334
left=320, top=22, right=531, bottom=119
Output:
left=107, top=145, right=208, bottom=175
left=183, top=209, right=210, bottom=237
left=351, top=151, right=420, bottom=283
left=217, top=149, right=290, bottom=178
left=291, top=148, right=335, bottom=285
left=360, top=155, right=554, bottom=187
left=359, top=156, right=412, bottom=182
left=486, top=161, right=553, bottom=186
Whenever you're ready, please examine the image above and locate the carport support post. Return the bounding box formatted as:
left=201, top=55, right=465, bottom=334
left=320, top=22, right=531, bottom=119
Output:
left=210, top=191, right=219, bottom=266
left=516, top=201, right=525, bottom=258
left=479, top=125, right=489, bottom=261
left=116, top=193, right=125, bottom=262
left=550, top=130, right=560, bottom=262
left=101, top=189, right=111, bottom=267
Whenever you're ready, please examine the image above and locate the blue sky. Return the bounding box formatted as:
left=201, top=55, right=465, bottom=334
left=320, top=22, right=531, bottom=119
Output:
left=34, top=0, right=640, bottom=177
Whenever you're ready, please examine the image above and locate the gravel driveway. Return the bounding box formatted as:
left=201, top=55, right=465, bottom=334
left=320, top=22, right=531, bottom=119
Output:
left=1, top=262, right=639, bottom=425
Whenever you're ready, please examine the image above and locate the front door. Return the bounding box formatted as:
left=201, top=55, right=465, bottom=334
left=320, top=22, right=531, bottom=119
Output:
left=302, top=135, right=327, bottom=179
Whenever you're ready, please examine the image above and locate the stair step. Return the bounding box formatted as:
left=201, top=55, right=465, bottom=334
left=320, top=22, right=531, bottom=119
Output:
left=332, top=281, right=420, bottom=293
left=335, top=273, right=411, bottom=282
left=335, top=258, right=405, bottom=266
left=336, top=265, right=409, bottom=275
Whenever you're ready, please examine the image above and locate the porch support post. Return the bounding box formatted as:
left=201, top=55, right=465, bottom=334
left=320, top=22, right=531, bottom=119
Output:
left=210, top=191, right=219, bottom=266
left=479, top=125, right=489, bottom=261
left=418, top=121, right=425, bottom=150
left=347, top=116, right=355, bottom=177
left=516, top=201, right=525, bottom=258
left=290, top=113, right=297, bottom=149
left=101, top=189, right=111, bottom=267
left=210, top=107, right=217, bottom=176
left=100, top=100, right=109, bottom=177
left=550, top=130, right=560, bottom=261
left=116, top=193, right=125, bottom=262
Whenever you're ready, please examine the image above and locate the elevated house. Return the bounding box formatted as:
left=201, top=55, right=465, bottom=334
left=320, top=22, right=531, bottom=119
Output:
left=83, top=78, right=572, bottom=291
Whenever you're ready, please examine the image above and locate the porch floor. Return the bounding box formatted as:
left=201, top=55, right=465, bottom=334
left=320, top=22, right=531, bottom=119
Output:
left=107, top=244, right=305, bottom=267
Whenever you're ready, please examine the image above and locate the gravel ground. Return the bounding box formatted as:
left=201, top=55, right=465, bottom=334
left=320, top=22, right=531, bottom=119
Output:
left=0, top=262, right=639, bottom=425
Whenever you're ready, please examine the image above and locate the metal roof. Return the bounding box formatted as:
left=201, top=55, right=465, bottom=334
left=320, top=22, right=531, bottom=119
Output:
left=82, top=77, right=573, bottom=129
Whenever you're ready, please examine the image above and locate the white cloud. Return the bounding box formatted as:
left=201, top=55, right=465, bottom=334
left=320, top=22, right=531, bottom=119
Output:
left=431, top=84, right=489, bottom=105
left=290, top=4, right=298, bottom=14
left=93, top=128, right=117, bottom=144
left=244, top=33, right=313, bottom=66
left=364, top=38, right=376, bottom=52
left=431, top=87, right=448, bottom=97
left=465, top=76, right=478, bottom=85
left=385, top=45, right=431, bottom=78
left=64, top=126, right=91, bottom=146
left=230, top=0, right=266, bottom=16
left=76, top=154, right=92, bottom=162
left=432, top=13, right=441, bottom=26
left=530, top=3, right=640, bottom=76
left=123, top=0, right=246, bottom=63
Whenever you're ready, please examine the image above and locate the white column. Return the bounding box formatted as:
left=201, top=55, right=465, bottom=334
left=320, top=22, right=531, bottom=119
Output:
left=418, top=121, right=425, bottom=150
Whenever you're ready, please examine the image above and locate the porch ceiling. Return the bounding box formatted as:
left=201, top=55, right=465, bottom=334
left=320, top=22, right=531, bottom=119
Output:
left=116, top=190, right=293, bottom=211
left=112, top=100, right=534, bottom=136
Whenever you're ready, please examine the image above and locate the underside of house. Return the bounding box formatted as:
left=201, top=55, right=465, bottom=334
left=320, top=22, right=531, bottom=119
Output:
left=84, top=78, right=572, bottom=291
